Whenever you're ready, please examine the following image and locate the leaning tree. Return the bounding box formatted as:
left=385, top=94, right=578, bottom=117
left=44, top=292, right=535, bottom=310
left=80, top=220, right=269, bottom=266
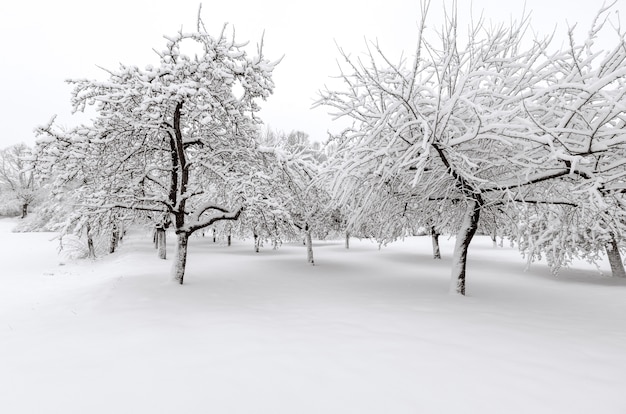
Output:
left=36, top=19, right=279, bottom=284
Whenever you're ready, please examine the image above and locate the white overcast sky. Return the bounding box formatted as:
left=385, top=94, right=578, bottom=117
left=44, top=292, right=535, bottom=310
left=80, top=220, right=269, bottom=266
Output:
left=0, top=0, right=623, bottom=147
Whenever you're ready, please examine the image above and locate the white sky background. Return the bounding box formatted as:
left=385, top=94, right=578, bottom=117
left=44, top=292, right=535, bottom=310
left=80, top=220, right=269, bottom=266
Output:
left=0, top=0, right=623, bottom=147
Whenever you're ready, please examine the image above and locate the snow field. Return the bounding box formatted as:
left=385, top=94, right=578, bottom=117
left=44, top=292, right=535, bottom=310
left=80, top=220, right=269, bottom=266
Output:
left=1, top=218, right=625, bottom=413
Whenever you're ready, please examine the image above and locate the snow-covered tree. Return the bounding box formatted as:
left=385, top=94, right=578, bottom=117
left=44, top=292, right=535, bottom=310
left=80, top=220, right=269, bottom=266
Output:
left=36, top=19, right=279, bottom=284
left=0, top=144, right=39, bottom=218
left=513, top=7, right=626, bottom=277
left=318, top=5, right=543, bottom=294
left=317, top=3, right=626, bottom=293
left=278, top=131, right=330, bottom=264
left=249, top=129, right=330, bottom=263
left=25, top=145, right=135, bottom=258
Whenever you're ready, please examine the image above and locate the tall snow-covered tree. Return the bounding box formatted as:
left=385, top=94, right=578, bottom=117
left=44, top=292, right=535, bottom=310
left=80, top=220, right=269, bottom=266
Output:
left=36, top=19, right=279, bottom=284
left=513, top=6, right=626, bottom=277
left=317, top=3, right=626, bottom=294
left=317, top=5, right=548, bottom=294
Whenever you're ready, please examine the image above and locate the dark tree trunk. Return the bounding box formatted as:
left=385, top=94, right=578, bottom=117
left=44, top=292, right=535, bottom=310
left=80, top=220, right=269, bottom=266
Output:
left=21, top=203, right=28, bottom=219
left=431, top=142, right=483, bottom=295
left=606, top=236, right=626, bottom=278
left=451, top=199, right=481, bottom=295
left=305, top=225, right=315, bottom=265
left=157, top=227, right=167, bottom=260
left=254, top=232, right=260, bottom=253
left=345, top=231, right=350, bottom=249
left=164, top=101, right=244, bottom=284
left=173, top=232, right=189, bottom=285
left=213, top=228, right=216, bottom=243
left=109, top=223, right=120, bottom=254
left=86, top=223, right=96, bottom=259
left=431, top=226, right=441, bottom=259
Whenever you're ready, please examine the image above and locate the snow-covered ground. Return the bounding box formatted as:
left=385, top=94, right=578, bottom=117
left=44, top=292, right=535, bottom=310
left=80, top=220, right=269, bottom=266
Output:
left=1, top=217, right=625, bottom=414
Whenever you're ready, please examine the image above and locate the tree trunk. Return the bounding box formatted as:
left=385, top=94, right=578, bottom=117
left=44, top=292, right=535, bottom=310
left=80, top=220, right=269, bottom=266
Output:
left=450, top=199, right=481, bottom=295
left=213, top=228, right=216, bottom=243
left=606, top=236, right=626, bottom=278
left=254, top=232, right=260, bottom=253
left=490, top=226, right=497, bottom=247
left=227, top=234, right=232, bottom=246
left=173, top=232, right=189, bottom=285
left=157, top=227, right=167, bottom=260
left=345, top=231, right=350, bottom=249
left=21, top=203, right=28, bottom=219
left=305, top=226, right=315, bottom=265
left=431, top=226, right=441, bottom=259
left=86, top=223, right=96, bottom=259
left=109, top=223, right=120, bottom=254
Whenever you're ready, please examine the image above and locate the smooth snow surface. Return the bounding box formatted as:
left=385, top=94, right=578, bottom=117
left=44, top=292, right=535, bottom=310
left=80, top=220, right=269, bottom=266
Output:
left=1, top=218, right=625, bottom=413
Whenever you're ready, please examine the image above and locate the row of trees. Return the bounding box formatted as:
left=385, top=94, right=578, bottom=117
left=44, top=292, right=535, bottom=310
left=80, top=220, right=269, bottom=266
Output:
left=7, top=3, right=626, bottom=293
